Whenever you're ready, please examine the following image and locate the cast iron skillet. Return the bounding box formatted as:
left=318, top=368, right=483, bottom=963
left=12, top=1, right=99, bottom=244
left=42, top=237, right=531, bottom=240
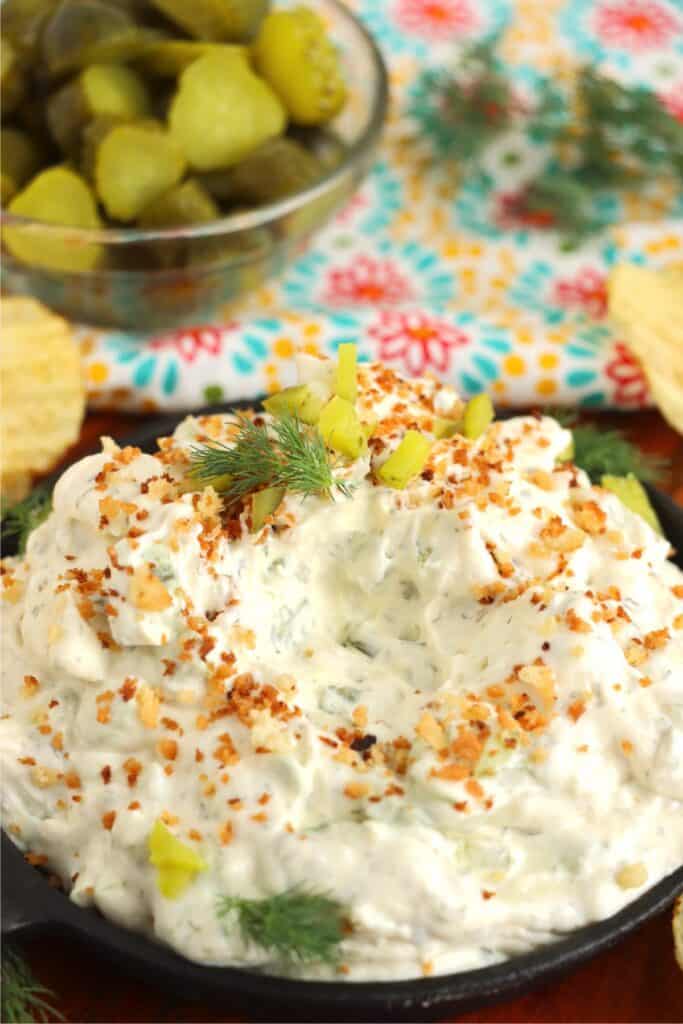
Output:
left=3, top=405, right=683, bottom=1021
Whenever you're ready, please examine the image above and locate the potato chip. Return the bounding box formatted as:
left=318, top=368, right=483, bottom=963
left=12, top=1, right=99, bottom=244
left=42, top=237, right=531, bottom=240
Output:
left=1, top=297, right=85, bottom=502
left=675, top=895, right=683, bottom=972
left=608, top=264, right=683, bottom=434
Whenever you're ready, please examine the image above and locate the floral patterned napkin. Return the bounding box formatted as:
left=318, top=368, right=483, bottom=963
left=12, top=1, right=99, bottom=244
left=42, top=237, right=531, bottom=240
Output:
left=80, top=0, right=683, bottom=413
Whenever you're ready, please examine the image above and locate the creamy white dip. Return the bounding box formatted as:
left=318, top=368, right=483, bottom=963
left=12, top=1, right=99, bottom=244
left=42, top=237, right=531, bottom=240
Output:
left=2, top=360, right=683, bottom=981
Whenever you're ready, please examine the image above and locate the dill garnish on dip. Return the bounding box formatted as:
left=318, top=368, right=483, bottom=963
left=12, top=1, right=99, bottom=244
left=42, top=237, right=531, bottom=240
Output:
left=1, top=347, right=682, bottom=980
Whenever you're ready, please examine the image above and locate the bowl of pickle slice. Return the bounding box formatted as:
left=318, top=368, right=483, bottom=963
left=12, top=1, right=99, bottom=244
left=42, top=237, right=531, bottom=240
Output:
left=0, top=0, right=388, bottom=329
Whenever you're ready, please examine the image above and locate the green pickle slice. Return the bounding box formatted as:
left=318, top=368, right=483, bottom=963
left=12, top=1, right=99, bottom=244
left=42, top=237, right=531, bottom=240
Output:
left=334, top=342, right=357, bottom=403
left=251, top=485, right=285, bottom=531
left=169, top=50, right=285, bottom=171
left=318, top=396, right=364, bottom=459
left=1, top=129, right=43, bottom=205
left=601, top=474, right=663, bottom=534
left=462, top=393, right=495, bottom=440
left=150, top=0, right=269, bottom=42
left=263, top=384, right=325, bottom=425
left=1, top=38, right=26, bottom=116
left=140, top=41, right=246, bottom=76
left=199, top=137, right=322, bottom=204
left=137, top=179, right=219, bottom=228
left=95, top=122, right=186, bottom=221
left=47, top=62, right=151, bottom=153
left=253, top=6, right=347, bottom=126
left=377, top=431, right=431, bottom=489
left=41, top=0, right=135, bottom=74
left=4, top=166, right=103, bottom=272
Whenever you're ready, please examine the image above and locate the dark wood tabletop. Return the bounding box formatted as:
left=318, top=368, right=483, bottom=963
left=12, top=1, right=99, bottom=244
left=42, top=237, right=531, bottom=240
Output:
left=19, top=405, right=683, bottom=1024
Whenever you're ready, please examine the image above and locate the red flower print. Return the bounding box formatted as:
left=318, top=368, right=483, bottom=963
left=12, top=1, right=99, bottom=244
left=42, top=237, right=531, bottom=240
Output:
left=660, top=83, right=683, bottom=122
left=594, top=1, right=680, bottom=51
left=553, top=268, right=608, bottom=319
left=394, top=0, right=477, bottom=40
left=605, top=342, right=649, bottom=406
left=368, top=310, right=469, bottom=376
left=149, top=324, right=236, bottom=363
left=322, top=256, right=413, bottom=306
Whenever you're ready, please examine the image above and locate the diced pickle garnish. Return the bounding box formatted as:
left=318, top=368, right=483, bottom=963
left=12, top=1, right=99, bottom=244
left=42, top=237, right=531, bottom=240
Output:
left=168, top=50, right=285, bottom=172
left=148, top=819, right=206, bottom=899
left=41, top=0, right=134, bottom=74
left=1, top=38, right=26, bottom=117
left=251, top=485, right=285, bottom=531
left=1, top=129, right=43, bottom=205
left=253, top=6, right=347, bottom=126
left=601, top=473, right=662, bottom=534
left=95, top=122, right=186, bottom=221
left=377, top=431, right=431, bottom=489
left=4, top=166, right=103, bottom=272
left=334, top=342, right=357, bottom=403
left=150, top=0, right=268, bottom=42
left=433, top=417, right=461, bottom=439
left=47, top=62, right=150, bottom=153
left=140, top=40, right=247, bottom=76
left=199, top=137, right=322, bottom=205
left=137, top=179, right=219, bottom=228
left=263, top=384, right=325, bottom=425
left=462, top=393, right=494, bottom=440
left=557, top=439, right=575, bottom=462
left=318, top=395, right=364, bottom=459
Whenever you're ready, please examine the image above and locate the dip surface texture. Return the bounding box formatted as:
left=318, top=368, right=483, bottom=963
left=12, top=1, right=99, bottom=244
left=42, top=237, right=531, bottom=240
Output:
left=2, top=362, right=683, bottom=980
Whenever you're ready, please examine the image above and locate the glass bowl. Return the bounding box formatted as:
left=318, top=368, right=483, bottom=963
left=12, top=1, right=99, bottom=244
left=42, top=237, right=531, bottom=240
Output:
left=0, top=0, right=388, bottom=331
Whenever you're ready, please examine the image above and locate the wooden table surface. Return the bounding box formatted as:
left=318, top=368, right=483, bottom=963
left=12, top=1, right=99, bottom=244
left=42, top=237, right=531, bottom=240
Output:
left=21, top=405, right=683, bottom=1024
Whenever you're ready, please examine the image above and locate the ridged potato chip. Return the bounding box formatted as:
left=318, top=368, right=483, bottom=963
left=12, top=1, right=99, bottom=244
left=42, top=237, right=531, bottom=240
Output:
left=1, top=297, right=85, bottom=503
left=608, top=264, right=683, bottom=435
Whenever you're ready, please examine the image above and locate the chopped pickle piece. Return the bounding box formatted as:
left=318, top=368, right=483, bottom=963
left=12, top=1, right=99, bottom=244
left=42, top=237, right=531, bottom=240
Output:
left=150, top=0, right=268, bottom=41
left=137, top=179, right=219, bottom=228
left=251, top=485, right=285, bottom=530
left=462, top=393, right=494, bottom=440
left=70, top=28, right=162, bottom=68
left=601, top=473, right=662, bottom=534
left=95, top=122, right=186, bottom=221
left=4, top=166, right=103, bottom=272
left=1, top=129, right=43, bottom=205
left=79, top=114, right=128, bottom=180
left=377, top=431, right=431, bottom=489
left=433, top=416, right=461, bottom=439
left=41, top=0, right=135, bottom=75
left=199, top=137, right=322, bottom=204
left=148, top=819, right=206, bottom=899
left=334, top=342, right=357, bottom=403
left=558, top=439, right=575, bottom=462
left=253, top=6, right=347, bottom=126
left=318, top=395, right=364, bottom=459
left=263, top=384, right=325, bottom=425
left=1, top=38, right=26, bottom=116
left=140, top=41, right=246, bottom=76
left=47, top=62, right=150, bottom=153
left=2, top=0, right=59, bottom=56
left=169, top=50, right=285, bottom=172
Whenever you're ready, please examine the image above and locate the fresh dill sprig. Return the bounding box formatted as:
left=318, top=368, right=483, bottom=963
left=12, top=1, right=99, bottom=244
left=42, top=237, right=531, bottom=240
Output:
left=547, top=411, right=668, bottom=484
left=1, top=947, right=64, bottom=1024
left=217, top=887, right=347, bottom=965
left=570, top=424, right=667, bottom=485
left=188, top=414, right=352, bottom=506
left=1, top=486, right=52, bottom=555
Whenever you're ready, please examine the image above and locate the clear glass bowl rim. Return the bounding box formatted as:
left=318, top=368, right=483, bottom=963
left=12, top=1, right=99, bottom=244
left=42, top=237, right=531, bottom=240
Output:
left=0, top=0, right=388, bottom=246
